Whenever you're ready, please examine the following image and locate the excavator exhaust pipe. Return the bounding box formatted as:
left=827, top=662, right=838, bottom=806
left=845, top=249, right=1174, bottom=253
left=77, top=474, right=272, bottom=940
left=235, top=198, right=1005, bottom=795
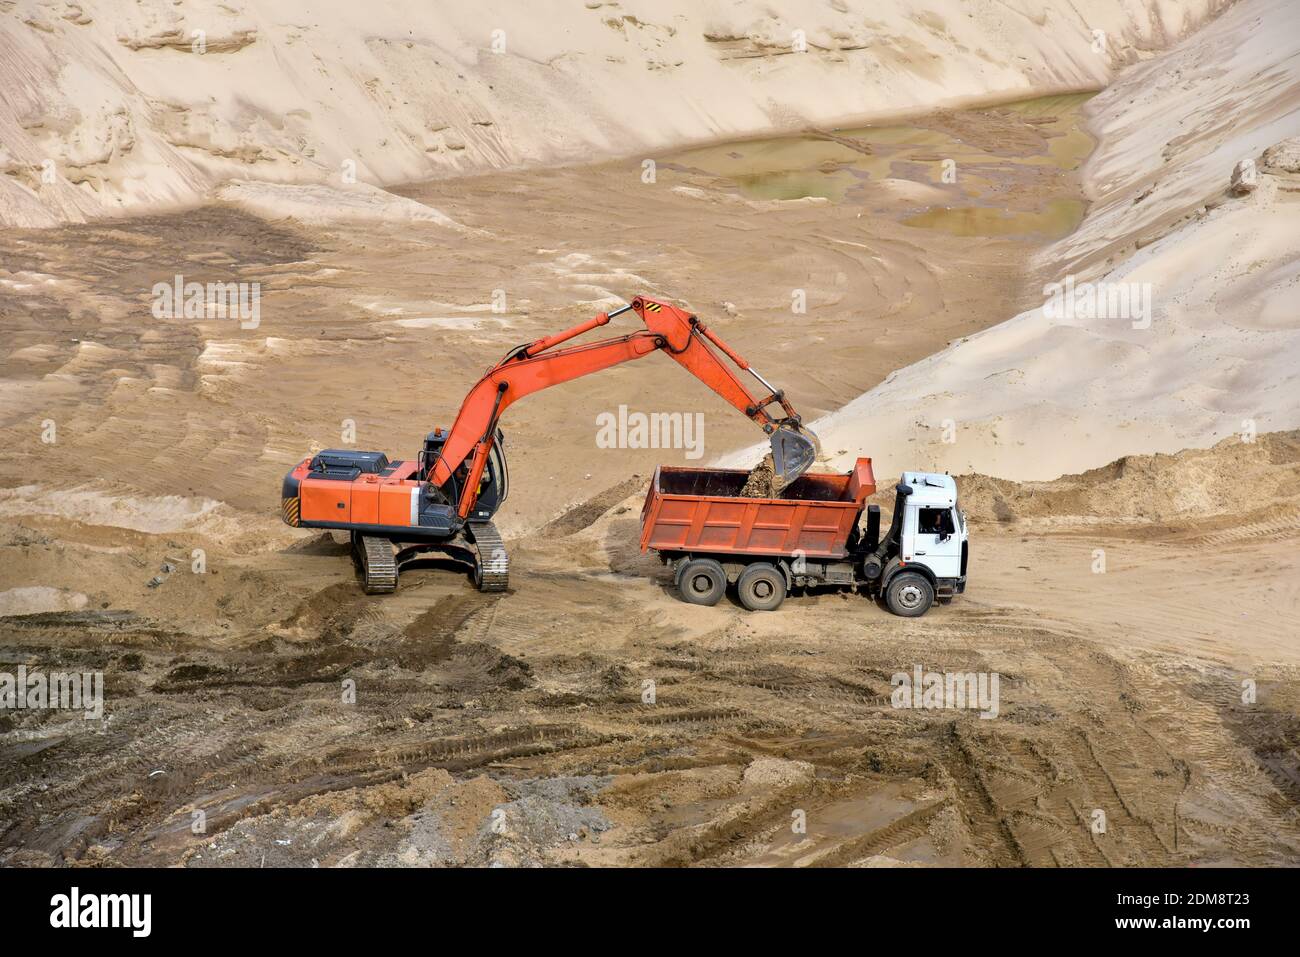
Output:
left=769, top=424, right=820, bottom=493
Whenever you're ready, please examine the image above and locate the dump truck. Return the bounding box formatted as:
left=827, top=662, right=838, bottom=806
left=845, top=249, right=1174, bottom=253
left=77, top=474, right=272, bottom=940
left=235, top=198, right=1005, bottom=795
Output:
left=640, top=459, right=968, bottom=616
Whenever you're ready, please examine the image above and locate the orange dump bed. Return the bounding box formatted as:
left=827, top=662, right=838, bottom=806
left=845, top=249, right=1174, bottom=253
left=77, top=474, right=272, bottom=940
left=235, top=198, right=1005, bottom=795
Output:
left=639, top=457, right=876, bottom=560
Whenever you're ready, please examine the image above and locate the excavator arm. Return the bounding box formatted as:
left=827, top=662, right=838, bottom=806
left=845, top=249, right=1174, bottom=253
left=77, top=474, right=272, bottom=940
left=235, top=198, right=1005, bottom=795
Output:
left=430, top=296, right=820, bottom=517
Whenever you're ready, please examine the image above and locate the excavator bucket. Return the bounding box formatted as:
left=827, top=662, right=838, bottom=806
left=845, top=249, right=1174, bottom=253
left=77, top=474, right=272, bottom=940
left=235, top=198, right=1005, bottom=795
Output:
left=769, top=424, right=821, bottom=493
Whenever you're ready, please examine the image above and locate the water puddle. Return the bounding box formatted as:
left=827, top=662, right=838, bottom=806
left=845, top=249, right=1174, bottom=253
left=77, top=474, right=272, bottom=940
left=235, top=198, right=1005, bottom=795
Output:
left=902, top=197, right=1085, bottom=238
left=661, top=92, right=1096, bottom=240
left=746, top=782, right=956, bottom=867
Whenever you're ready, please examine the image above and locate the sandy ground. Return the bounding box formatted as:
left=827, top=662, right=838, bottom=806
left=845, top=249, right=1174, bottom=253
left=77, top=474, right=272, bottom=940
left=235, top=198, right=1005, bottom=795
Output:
left=2, top=2, right=1299, bottom=869
left=0, top=95, right=1093, bottom=538
left=1, top=432, right=1298, bottom=867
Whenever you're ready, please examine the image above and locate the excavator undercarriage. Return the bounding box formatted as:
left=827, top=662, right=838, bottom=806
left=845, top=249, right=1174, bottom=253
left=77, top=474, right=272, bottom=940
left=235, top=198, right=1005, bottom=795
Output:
left=352, top=520, right=508, bottom=594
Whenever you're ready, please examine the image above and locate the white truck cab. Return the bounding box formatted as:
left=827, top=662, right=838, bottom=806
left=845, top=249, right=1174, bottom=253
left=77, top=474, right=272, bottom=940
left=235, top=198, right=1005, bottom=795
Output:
left=878, top=472, right=968, bottom=616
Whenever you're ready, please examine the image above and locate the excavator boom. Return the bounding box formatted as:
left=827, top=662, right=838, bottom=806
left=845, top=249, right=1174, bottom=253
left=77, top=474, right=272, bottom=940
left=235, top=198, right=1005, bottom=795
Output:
left=431, top=296, right=819, bottom=516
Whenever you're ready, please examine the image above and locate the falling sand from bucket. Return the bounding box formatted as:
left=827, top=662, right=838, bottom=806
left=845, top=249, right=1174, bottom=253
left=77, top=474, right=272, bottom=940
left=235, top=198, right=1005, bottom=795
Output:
left=741, top=454, right=780, bottom=498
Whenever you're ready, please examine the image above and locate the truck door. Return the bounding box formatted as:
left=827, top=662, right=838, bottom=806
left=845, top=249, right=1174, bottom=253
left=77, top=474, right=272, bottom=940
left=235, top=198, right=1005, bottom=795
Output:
left=909, top=506, right=962, bottom=579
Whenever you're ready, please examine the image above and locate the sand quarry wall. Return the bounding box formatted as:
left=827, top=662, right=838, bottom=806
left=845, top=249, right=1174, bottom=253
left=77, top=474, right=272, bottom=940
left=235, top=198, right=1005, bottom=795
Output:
left=1, top=0, right=1229, bottom=227
left=722, top=0, right=1300, bottom=483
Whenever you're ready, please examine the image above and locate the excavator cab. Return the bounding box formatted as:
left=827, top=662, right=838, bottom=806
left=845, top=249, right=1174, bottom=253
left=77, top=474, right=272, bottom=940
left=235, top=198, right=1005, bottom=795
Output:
left=419, top=426, right=509, bottom=522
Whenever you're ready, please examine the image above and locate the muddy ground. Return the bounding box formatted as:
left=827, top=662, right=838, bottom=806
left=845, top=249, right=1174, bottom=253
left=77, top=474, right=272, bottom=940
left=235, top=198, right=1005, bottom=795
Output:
left=2, top=98, right=1298, bottom=867
left=3, top=432, right=1299, bottom=868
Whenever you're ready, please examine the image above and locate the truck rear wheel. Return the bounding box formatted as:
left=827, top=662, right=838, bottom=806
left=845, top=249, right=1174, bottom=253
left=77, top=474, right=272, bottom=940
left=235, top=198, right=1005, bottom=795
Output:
left=885, top=571, right=934, bottom=617
left=737, top=562, right=786, bottom=612
left=677, top=558, right=726, bottom=607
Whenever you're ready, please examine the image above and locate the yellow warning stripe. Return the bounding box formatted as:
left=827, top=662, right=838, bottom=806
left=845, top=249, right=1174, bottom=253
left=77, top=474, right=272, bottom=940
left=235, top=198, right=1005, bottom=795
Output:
left=281, top=497, right=300, bottom=527
left=645, top=302, right=662, bottom=312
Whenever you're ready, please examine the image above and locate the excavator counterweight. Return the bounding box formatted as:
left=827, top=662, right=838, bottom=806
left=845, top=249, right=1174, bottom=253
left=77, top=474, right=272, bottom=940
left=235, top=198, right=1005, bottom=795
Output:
left=282, top=295, right=820, bottom=593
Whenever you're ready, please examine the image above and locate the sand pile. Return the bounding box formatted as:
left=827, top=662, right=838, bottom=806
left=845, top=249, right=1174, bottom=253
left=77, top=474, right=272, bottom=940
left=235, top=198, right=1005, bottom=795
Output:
left=1, top=0, right=1228, bottom=227
left=955, top=430, right=1300, bottom=524
left=216, top=181, right=465, bottom=228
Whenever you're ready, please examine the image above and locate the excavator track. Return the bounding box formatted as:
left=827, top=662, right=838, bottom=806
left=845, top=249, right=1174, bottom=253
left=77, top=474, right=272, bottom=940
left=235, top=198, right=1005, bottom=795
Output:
left=354, top=534, right=398, bottom=594
left=468, top=521, right=509, bottom=592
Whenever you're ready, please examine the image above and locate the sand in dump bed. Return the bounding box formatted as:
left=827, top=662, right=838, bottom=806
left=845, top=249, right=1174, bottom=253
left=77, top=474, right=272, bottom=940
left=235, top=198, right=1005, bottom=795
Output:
left=740, top=454, right=777, bottom=498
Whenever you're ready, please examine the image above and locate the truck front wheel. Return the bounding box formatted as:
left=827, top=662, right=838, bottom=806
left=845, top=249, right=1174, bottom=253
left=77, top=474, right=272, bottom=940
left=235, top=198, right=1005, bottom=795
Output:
left=737, top=562, right=786, bottom=611
left=885, top=571, right=934, bottom=617
left=677, top=558, right=727, bottom=607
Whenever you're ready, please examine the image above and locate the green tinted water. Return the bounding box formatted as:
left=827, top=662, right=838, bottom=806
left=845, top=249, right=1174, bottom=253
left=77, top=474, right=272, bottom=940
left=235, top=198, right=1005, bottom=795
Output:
left=662, top=92, right=1095, bottom=239
left=901, top=197, right=1086, bottom=238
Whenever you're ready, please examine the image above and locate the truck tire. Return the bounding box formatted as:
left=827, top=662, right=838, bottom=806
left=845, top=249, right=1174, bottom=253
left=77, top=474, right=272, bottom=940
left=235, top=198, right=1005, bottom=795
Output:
left=677, top=558, right=727, bottom=607
left=885, top=571, right=934, bottom=617
left=737, top=562, right=786, bottom=612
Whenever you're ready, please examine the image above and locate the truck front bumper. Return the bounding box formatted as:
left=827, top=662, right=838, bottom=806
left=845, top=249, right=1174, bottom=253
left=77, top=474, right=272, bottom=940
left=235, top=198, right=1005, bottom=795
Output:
left=937, top=576, right=966, bottom=598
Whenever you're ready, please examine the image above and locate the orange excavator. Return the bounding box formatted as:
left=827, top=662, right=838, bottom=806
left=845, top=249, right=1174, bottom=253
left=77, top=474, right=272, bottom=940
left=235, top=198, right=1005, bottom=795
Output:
left=281, top=295, right=820, bottom=593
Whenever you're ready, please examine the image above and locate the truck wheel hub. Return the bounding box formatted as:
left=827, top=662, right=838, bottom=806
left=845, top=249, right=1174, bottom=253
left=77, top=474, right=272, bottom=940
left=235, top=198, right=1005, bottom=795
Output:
left=897, top=584, right=923, bottom=608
